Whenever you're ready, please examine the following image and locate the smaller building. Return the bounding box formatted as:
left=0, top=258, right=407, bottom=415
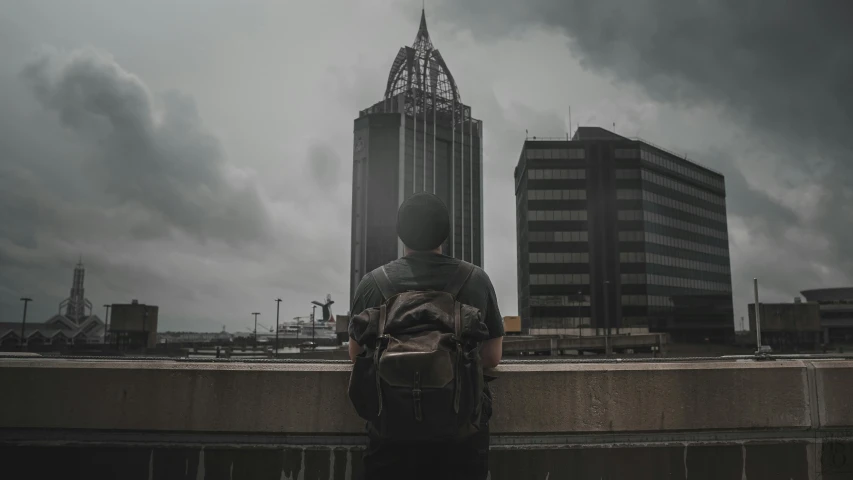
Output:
left=800, top=287, right=853, bottom=345
left=503, top=316, right=522, bottom=335
left=335, top=315, right=350, bottom=344
left=110, top=300, right=159, bottom=349
left=747, top=299, right=821, bottom=351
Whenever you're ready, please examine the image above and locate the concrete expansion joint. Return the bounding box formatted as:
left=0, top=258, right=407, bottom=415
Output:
left=803, top=361, right=821, bottom=430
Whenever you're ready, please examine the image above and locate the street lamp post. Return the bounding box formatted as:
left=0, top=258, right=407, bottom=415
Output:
left=576, top=290, right=582, bottom=327
left=274, top=299, right=282, bottom=355
left=293, top=317, right=301, bottom=340
left=143, top=306, right=149, bottom=351
left=103, top=304, right=111, bottom=346
left=754, top=278, right=763, bottom=353
left=311, top=306, right=317, bottom=343
left=603, top=281, right=611, bottom=357
left=19, top=297, right=32, bottom=350
left=252, top=312, right=260, bottom=350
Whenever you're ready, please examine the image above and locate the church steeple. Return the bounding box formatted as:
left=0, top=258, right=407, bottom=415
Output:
left=59, top=257, right=93, bottom=324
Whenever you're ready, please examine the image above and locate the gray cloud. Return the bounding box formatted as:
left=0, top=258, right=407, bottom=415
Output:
left=307, top=142, right=342, bottom=186
left=20, top=47, right=273, bottom=248
left=438, top=0, right=853, bottom=298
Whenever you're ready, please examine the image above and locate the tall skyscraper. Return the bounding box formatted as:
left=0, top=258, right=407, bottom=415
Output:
left=515, top=127, right=733, bottom=342
left=350, top=10, right=483, bottom=302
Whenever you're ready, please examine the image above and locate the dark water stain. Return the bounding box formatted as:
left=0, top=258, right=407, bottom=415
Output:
left=153, top=447, right=199, bottom=479
left=332, top=448, right=349, bottom=480
left=282, top=447, right=304, bottom=479
left=0, top=442, right=821, bottom=480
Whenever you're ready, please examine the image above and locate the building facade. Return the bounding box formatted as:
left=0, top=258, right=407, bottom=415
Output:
left=747, top=300, right=822, bottom=351
left=350, top=10, right=483, bottom=303
left=109, top=300, right=159, bottom=349
left=800, top=287, right=853, bottom=344
left=515, top=127, right=733, bottom=341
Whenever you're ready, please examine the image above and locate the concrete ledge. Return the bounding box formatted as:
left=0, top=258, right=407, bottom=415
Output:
left=812, top=360, right=853, bottom=428
left=491, top=361, right=811, bottom=433
left=0, top=359, right=849, bottom=435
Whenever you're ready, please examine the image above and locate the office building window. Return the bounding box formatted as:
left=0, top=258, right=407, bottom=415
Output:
left=642, top=211, right=727, bottom=239
left=643, top=190, right=726, bottom=223
left=641, top=169, right=725, bottom=206
left=529, top=210, right=588, bottom=221
left=614, top=149, right=639, bottom=159
left=528, top=189, right=587, bottom=200
left=620, top=273, right=647, bottom=284
left=641, top=149, right=723, bottom=189
left=529, top=252, right=590, bottom=263
left=528, top=169, right=586, bottom=180
left=618, top=210, right=643, bottom=221
left=527, top=149, right=586, bottom=160
left=529, top=231, right=589, bottom=242
left=529, top=273, right=591, bottom=285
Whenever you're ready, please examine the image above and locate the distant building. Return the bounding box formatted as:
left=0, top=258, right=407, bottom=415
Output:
left=514, top=126, right=733, bottom=342
left=503, top=316, right=521, bottom=335
left=800, top=288, right=853, bottom=344
left=0, top=259, right=104, bottom=347
left=335, top=315, right=350, bottom=344
left=350, top=10, right=483, bottom=303
left=110, top=300, right=159, bottom=349
left=747, top=299, right=822, bottom=351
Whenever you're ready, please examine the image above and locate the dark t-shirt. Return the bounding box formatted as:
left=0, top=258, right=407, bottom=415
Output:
left=349, top=252, right=505, bottom=340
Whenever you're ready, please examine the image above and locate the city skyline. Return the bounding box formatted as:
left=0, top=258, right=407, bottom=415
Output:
left=1, top=1, right=850, bottom=332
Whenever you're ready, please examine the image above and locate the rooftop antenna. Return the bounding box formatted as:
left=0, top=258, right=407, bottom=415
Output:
left=569, top=106, right=572, bottom=140
left=525, top=129, right=528, bottom=139
left=613, top=122, right=616, bottom=133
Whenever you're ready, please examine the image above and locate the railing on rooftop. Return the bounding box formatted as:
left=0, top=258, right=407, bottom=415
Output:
left=523, top=134, right=724, bottom=177
left=631, top=136, right=724, bottom=177
left=524, top=135, right=571, bottom=141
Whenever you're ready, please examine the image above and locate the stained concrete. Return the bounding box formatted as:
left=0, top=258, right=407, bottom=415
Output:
left=0, top=359, right=834, bottom=434
left=3, top=358, right=853, bottom=479
left=1, top=442, right=844, bottom=480
left=813, top=361, right=853, bottom=428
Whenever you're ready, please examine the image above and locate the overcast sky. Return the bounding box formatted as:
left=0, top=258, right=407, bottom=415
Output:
left=1, top=0, right=850, bottom=332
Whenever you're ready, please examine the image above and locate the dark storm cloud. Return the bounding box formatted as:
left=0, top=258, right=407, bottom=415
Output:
left=20, top=47, right=273, bottom=247
left=440, top=0, right=853, bottom=288
left=0, top=46, right=282, bottom=324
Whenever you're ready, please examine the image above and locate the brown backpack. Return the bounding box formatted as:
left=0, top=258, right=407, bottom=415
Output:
left=348, top=262, right=490, bottom=441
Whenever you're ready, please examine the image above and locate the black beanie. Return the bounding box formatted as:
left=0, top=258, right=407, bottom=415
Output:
left=397, top=193, right=450, bottom=251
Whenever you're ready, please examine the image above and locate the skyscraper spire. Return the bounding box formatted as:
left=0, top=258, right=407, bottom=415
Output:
left=413, top=7, right=433, bottom=50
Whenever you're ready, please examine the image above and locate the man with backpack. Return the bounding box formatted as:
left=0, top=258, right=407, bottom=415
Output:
left=348, top=192, right=504, bottom=480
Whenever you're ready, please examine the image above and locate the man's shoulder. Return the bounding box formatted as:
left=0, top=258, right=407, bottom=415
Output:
left=466, top=263, right=492, bottom=287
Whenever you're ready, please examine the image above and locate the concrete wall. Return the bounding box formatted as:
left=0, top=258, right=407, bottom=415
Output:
left=2, top=358, right=853, bottom=479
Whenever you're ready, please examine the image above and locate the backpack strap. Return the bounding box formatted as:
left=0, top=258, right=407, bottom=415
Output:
left=443, top=262, right=475, bottom=298
left=371, top=266, right=397, bottom=301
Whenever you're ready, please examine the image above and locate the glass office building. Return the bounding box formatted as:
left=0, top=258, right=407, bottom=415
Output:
left=515, top=127, right=733, bottom=341
left=350, top=11, right=483, bottom=303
